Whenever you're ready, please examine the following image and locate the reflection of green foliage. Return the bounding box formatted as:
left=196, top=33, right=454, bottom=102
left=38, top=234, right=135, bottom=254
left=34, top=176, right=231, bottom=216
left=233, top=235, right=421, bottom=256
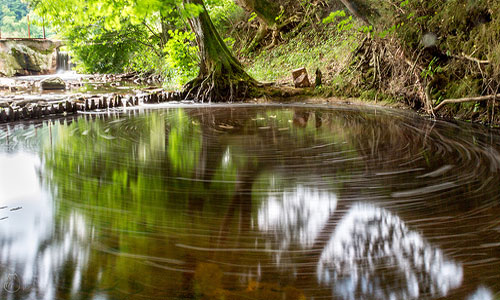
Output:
left=167, top=109, right=202, bottom=174
left=32, top=107, right=374, bottom=299
left=43, top=114, right=183, bottom=233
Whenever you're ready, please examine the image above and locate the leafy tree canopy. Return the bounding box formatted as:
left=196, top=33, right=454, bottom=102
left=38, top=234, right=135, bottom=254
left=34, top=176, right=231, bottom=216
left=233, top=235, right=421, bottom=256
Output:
left=0, top=0, right=28, bottom=22
left=32, top=0, right=203, bottom=31
left=1, top=0, right=50, bottom=38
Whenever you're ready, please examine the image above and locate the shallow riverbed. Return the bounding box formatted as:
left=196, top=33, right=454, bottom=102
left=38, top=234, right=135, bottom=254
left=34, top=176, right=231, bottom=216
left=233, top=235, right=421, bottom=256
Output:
left=0, top=104, right=499, bottom=300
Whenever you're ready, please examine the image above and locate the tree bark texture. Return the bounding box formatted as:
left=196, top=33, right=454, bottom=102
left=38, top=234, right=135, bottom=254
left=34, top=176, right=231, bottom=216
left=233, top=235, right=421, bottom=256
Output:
left=339, top=0, right=371, bottom=25
left=183, top=0, right=257, bottom=102
left=234, top=0, right=281, bottom=27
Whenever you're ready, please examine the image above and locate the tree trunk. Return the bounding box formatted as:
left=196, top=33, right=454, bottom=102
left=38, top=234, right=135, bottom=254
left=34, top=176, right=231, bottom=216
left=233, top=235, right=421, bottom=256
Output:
left=234, top=0, right=281, bottom=28
left=183, top=0, right=258, bottom=102
left=243, top=21, right=269, bottom=53
left=339, top=0, right=371, bottom=25
left=234, top=0, right=282, bottom=53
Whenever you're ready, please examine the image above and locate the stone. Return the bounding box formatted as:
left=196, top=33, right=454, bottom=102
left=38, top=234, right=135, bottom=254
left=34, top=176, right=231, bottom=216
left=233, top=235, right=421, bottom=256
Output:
left=0, top=39, right=62, bottom=77
left=40, top=77, right=66, bottom=90
left=292, top=67, right=311, bottom=88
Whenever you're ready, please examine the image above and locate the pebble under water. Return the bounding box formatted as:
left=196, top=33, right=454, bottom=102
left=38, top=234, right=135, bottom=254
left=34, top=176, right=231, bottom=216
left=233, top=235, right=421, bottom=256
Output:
left=0, top=104, right=499, bottom=300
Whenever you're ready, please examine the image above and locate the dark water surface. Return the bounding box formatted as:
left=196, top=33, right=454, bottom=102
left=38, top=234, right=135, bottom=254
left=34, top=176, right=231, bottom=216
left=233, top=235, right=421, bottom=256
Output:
left=0, top=104, right=499, bottom=300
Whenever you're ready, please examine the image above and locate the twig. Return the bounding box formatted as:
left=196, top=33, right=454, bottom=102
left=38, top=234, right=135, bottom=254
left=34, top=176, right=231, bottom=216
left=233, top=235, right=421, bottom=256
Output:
left=142, top=21, right=162, bottom=41
left=434, top=94, right=500, bottom=112
left=450, top=54, right=490, bottom=64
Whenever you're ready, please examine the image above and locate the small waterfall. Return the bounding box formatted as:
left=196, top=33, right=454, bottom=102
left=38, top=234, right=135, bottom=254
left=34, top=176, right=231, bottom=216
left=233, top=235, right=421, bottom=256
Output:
left=56, top=51, right=72, bottom=72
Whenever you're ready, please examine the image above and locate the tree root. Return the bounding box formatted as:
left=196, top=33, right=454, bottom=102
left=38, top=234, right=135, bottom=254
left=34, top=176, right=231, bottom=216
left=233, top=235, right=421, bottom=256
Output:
left=183, top=72, right=259, bottom=103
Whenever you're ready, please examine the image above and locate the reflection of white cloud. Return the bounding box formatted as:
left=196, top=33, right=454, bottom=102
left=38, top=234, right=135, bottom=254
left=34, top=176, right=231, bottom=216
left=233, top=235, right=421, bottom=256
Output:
left=222, top=147, right=231, bottom=167
left=317, top=203, right=463, bottom=300
left=0, top=153, right=51, bottom=293
left=467, top=286, right=494, bottom=300
left=0, top=152, right=90, bottom=299
left=0, top=153, right=41, bottom=204
left=258, top=185, right=337, bottom=261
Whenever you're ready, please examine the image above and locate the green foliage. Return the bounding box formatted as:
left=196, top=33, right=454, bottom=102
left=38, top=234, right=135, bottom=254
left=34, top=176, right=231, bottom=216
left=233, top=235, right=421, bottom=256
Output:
left=0, top=0, right=27, bottom=21
left=275, top=7, right=285, bottom=23
left=322, top=10, right=347, bottom=25
left=0, top=0, right=52, bottom=38
left=32, top=0, right=203, bottom=32
left=28, top=0, right=245, bottom=87
left=64, top=23, right=148, bottom=74
left=421, top=57, right=442, bottom=81
left=248, top=12, right=258, bottom=23
left=29, top=0, right=205, bottom=78
left=206, top=0, right=242, bottom=31
left=163, top=29, right=199, bottom=87
left=323, top=9, right=372, bottom=34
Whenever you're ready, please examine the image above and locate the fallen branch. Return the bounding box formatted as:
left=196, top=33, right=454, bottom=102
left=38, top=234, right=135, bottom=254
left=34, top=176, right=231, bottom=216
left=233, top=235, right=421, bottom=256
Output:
left=434, top=94, right=500, bottom=112
left=450, top=54, right=490, bottom=64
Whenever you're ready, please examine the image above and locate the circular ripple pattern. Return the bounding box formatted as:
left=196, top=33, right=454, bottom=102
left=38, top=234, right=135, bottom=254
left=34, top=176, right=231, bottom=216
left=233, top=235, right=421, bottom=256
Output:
left=0, top=104, right=499, bottom=300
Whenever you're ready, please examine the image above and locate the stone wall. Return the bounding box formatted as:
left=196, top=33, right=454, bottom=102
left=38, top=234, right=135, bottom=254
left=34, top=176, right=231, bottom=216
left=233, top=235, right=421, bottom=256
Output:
left=0, top=39, right=63, bottom=77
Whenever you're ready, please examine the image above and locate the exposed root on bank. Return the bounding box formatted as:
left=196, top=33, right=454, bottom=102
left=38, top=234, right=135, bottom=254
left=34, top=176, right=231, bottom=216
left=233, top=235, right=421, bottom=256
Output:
left=338, top=35, right=500, bottom=124
left=183, top=71, right=260, bottom=103
left=340, top=37, right=432, bottom=112
left=183, top=71, right=314, bottom=103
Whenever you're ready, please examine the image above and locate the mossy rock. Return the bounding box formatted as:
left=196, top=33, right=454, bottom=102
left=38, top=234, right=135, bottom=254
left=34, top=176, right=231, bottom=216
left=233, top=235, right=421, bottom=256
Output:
left=0, top=39, right=62, bottom=76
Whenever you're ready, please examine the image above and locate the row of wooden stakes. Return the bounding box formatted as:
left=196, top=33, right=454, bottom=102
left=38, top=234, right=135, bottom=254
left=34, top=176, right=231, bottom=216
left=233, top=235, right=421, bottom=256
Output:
left=0, top=90, right=183, bottom=124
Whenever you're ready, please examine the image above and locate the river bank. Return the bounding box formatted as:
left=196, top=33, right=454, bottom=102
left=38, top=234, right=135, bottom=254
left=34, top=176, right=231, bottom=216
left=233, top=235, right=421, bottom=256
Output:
left=0, top=71, right=491, bottom=128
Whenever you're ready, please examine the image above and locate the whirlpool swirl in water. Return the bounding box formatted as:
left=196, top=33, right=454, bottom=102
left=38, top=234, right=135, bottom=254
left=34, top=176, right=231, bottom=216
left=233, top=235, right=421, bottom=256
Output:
left=0, top=104, right=499, bottom=300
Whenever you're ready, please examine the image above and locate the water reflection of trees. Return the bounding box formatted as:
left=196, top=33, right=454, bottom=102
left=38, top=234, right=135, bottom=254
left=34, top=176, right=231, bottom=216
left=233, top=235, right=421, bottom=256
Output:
left=0, top=106, right=499, bottom=299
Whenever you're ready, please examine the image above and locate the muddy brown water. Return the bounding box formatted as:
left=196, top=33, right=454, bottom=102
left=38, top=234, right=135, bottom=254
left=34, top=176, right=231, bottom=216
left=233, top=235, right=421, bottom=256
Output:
left=0, top=104, right=499, bottom=300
